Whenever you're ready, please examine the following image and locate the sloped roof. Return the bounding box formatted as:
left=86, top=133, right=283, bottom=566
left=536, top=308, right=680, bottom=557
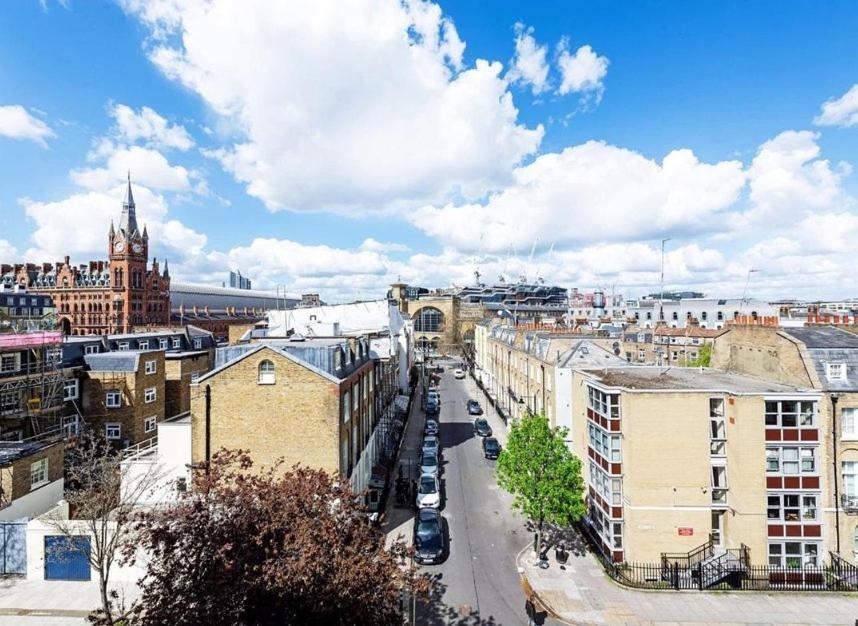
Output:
left=85, top=352, right=140, bottom=372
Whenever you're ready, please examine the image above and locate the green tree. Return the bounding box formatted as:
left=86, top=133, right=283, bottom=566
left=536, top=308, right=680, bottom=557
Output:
left=687, top=343, right=712, bottom=367
left=496, top=413, right=585, bottom=558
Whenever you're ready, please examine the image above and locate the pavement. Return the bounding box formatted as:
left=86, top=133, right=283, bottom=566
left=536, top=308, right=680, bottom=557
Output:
left=0, top=578, right=139, bottom=625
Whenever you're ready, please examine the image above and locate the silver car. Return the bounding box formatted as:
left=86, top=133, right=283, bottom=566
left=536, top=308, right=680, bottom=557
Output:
left=420, top=450, right=439, bottom=477
left=421, top=435, right=440, bottom=457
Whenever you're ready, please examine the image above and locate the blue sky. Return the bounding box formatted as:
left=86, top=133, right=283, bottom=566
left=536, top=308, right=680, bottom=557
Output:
left=1, top=1, right=856, bottom=300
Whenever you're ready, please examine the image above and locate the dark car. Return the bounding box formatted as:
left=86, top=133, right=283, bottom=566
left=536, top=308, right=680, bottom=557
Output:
left=467, top=400, right=483, bottom=415
left=482, top=436, right=501, bottom=459
left=424, top=419, right=439, bottom=437
left=473, top=418, right=492, bottom=437
left=413, top=508, right=447, bottom=564
left=426, top=399, right=440, bottom=416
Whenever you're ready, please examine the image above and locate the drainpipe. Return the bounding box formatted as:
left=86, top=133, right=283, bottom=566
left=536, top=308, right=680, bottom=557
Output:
left=205, top=384, right=212, bottom=476
left=832, top=393, right=841, bottom=554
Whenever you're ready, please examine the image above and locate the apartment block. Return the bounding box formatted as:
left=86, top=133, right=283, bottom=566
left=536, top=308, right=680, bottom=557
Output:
left=569, top=366, right=822, bottom=570
left=623, top=323, right=720, bottom=365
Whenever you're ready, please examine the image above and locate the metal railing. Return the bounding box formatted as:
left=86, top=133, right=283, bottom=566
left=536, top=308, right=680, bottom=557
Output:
left=121, top=436, right=158, bottom=459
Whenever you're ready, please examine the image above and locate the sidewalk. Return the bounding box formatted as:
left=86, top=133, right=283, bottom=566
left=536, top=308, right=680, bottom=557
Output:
left=0, top=578, right=139, bottom=624
left=518, top=538, right=858, bottom=625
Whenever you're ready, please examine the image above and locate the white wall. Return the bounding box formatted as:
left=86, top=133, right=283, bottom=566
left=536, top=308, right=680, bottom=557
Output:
left=554, top=367, right=573, bottom=449
left=121, top=419, right=191, bottom=508
left=0, top=478, right=63, bottom=522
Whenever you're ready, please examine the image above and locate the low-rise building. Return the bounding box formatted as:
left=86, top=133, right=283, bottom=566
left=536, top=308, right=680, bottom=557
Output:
left=570, top=366, right=822, bottom=570
left=628, top=297, right=779, bottom=330
left=0, top=435, right=65, bottom=521
left=623, top=324, right=720, bottom=365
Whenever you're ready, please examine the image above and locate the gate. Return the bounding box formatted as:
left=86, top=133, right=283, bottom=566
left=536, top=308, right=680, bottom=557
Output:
left=0, top=522, right=26, bottom=575
left=44, top=535, right=91, bottom=581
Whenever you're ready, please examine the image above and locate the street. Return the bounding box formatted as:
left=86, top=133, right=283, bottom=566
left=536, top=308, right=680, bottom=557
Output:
left=386, top=357, right=561, bottom=626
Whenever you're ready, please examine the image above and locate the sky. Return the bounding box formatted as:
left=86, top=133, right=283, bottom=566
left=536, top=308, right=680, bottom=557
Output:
left=1, top=0, right=857, bottom=302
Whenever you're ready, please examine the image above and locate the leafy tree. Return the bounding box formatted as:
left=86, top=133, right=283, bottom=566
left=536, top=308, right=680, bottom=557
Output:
left=496, top=413, right=585, bottom=558
left=127, top=450, right=424, bottom=626
left=687, top=343, right=712, bottom=367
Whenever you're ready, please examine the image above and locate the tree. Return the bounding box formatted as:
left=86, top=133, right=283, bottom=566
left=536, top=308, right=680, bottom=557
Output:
left=127, top=449, right=424, bottom=626
left=496, top=413, right=585, bottom=559
left=687, top=343, right=712, bottom=367
left=44, top=433, right=162, bottom=625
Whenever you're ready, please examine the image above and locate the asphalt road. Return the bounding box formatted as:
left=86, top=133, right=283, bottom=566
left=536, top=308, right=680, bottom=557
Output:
left=412, top=358, right=561, bottom=626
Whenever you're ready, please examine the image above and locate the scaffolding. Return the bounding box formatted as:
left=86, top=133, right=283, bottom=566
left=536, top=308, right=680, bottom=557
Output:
left=0, top=331, right=67, bottom=439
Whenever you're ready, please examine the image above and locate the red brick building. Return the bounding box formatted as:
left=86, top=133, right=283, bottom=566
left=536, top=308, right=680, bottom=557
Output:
left=0, top=176, right=170, bottom=336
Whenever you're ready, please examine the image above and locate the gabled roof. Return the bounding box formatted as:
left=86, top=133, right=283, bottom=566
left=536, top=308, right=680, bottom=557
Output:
left=557, top=340, right=627, bottom=368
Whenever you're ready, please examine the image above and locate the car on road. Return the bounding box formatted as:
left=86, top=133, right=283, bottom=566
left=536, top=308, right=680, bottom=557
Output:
left=424, top=419, right=439, bottom=437
left=420, top=450, right=439, bottom=476
left=482, top=436, right=501, bottom=459
left=473, top=417, right=492, bottom=437
left=425, top=399, right=440, bottom=416
left=454, top=368, right=465, bottom=379
left=421, top=435, right=440, bottom=457
left=416, top=473, right=441, bottom=509
left=413, top=507, right=446, bottom=564
left=466, top=399, right=483, bottom=415
left=427, top=390, right=440, bottom=404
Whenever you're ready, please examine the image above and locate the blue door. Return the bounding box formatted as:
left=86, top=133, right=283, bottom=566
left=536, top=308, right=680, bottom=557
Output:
left=0, top=523, right=26, bottom=575
left=44, top=536, right=91, bottom=581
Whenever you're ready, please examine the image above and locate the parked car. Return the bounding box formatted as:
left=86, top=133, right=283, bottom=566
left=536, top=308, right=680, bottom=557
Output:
left=424, top=419, right=439, bottom=437
left=427, top=390, right=440, bottom=404
left=454, top=368, right=465, bottom=379
left=416, top=473, right=441, bottom=509
left=413, top=507, right=447, bottom=564
left=420, top=450, right=440, bottom=476
left=473, top=418, right=492, bottom=437
left=426, top=399, right=440, bottom=416
left=467, top=399, right=483, bottom=415
left=421, top=435, right=440, bottom=457
left=482, top=436, right=501, bottom=459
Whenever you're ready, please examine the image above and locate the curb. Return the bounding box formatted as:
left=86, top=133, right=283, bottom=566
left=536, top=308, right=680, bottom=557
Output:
left=515, top=543, right=577, bottom=626
left=0, top=608, right=92, bottom=617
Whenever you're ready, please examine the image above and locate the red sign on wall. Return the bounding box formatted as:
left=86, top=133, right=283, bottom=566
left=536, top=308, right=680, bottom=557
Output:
left=677, top=527, right=694, bottom=536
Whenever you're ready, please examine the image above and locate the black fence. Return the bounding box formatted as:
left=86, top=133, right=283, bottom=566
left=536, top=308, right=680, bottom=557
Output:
left=579, top=521, right=858, bottom=593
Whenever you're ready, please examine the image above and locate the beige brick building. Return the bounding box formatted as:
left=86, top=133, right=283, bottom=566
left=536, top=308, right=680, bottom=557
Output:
left=191, top=337, right=385, bottom=491
left=0, top=436, right=65, bottom=520
left=569, top=366, right=822, bottom=571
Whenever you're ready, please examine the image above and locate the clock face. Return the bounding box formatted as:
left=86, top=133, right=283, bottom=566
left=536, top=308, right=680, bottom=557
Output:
left=114, top=241, right=125, bottom=253
left=132, top=243, right=143, bottom=253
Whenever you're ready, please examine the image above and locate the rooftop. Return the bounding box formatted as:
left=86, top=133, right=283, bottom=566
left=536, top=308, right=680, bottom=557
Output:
left=0, top=437, right=62, bottom=465
left=583, top=366, right=810, bottom=394
left=85, top=352, right=141, bottom=372
left=782, top=326, right=858, bottom=349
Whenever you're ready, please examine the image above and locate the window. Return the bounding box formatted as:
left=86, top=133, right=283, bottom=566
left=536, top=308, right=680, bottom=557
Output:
left=145, top=360, right=156, bottom=375
left=767, top=494, right=817, bottom=521
left=138, top=340, right=149, bottom=350
left=843, top=408, right=858, bottom=440
left=144, top=387, right=156, bottom=403
left=105, top=391, right=121, bottom=408
left=0, top=390, right=19, bottom=413
left=414, top=307, right=445, bottom=333
left=768, top=542, right=819, bottom=569
left=30, top=458, right=48, bottom=489
left=159, top=338, right=168, bottom=350
left=190, top=372, right=200, bottom=383
left=84, top=344, right=99, bottom=355
left=172, top=338, right=181, bottom=349
left=105, top=423, right=121, bottom=440
left=258, top=360, right=275, bottom=384
left=193, top=338, right=202, bottom=350
left=118, top=342, right=130, bottom=351
left=176, top=477, right=188, bottom=492
left=843, top=461, right=858, bottom=498
left=716, top=311, right=724, bottom=321
left=826, top=362, right=847, bottom=382
left=766, top=446, right=816, bottom=474
left=343, top=390, right=351, bottom=423
left=0, top=353, right=19, bottom=373
left=672, top=312, right=678, bottom=321
left=764, top=400, right=816, bottom=428
left=63, top=379, right=79, bottom=401
left=144, top=416, right=157, bottom=433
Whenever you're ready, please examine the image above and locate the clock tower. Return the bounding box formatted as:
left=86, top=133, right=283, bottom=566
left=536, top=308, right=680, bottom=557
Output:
left=108, top=173, right=151, bottom=332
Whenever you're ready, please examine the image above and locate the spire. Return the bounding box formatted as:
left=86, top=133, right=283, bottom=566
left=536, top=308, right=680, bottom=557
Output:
left=142, top=224, right=148, bottom=240
left=119, top=171, right=139, bottom=235
left=109, top=220, right=115, bottom=238
left=162, top=259, right=170, bottom=278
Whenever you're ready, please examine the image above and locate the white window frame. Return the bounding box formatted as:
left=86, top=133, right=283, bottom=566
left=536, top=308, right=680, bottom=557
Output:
left=105, top=391, right=121, bottom=408
left=764, top=400, right=816, bottom=428
left=144, top=387, right=157, bottom=403
left=768, top=541, right=820, bottom=569
left=343, top=390, right=351, bottom=423
left=843, top=407, right=858, bottom=440
left=766, top=493, right=818, bottom=522
left=826, top=362, right=847, bottom=382
left=766, top=446, right=817, bottom=474
left=144, top=416, right=157, bottom=433
left=190, top=372, right=200, bottom=383
left=84, top=344, right=99, bottom=355
left=172, top=337, right=181, bottom=349
left=138, top=340, right=149, bottom=350
left=63, top=379, right=79, bottom=401
left=193, top=338, right=202, bottom=349
left=118, top=342, right=130, bottom=351
left=159, top=338, right=168, bottom=350
left=30, top=458, right=48, bottom=490
left=145, top=360, right=156, bottom=375
left=105, top=423, right=122, bottom=440
left=258, top=360, right=276, bottom=385
left=0, top=353, right=20, bottom=373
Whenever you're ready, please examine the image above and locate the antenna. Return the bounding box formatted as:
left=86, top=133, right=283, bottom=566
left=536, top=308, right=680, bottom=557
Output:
left=741, top=269, right=760, bottom=307
left=659, top=238, right=671, bottom=323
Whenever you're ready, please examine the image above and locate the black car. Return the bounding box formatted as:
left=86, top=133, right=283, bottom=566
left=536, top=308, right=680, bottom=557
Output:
left=424, top=419, right=439, bottom=436
left=467, top=400, right=483, bottom=415
left=473, top=418, right=492, bottom=437
left=482, top=436, right=501, bottom=459
left=413, top=508, right=447, bottom=564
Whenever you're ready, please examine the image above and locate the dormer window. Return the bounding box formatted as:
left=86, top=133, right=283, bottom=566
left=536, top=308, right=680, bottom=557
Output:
left=827, top=363, right=847, bottom=382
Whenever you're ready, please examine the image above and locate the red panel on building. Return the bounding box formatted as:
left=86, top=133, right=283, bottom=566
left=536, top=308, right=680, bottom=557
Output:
left=783, top=476, right=801, bottom=489
left=677, top=527, right=694, bottom=536
left=785, top=525, right=802, bottom=537
left=765, top=429, right=781, bottom=441
left=768, top=524, right=784, bottom=537
left=800, top=430, right=818, bottom=441
left=612, top=551, right=624, bottom=563
left=767, top=476, right=782, bottom=489
left=803, top=525, right=821, bottom=537
left=612, top=506, right=623, bottom=518
left=781, top=429, right=799, bottom=442
left=611, top=463, right=622, bottom=475
left=802, top=476, right=820, bottom=489
left=587, top=408, right=595, bottom=420
left=610, top=420, right=620, bottom=432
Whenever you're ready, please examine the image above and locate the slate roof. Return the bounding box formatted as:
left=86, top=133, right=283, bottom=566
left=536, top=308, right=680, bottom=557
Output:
left=781, top=326, right=858, bottom=391
left=84, top=352, right=140, bottom=372
left=584, top=366, right=811, bottom=394
left=782, top=326, right=858, bottom=349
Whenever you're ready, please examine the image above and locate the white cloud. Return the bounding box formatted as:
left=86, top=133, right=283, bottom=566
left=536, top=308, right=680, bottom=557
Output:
left=744, top=130, right=852, bottom=226
left=359, top=238, right=409, bottom=253
left=409, top=140, right=746, bottom=252
left=0, top=239, right=17, bottom=259
left=121, top=0, right=543, bottom=213
left=556, top=42, right=608, bottom=99
left=814, top=84, right=858, bottom=128
left=0, top=105, right=55, bottom=147
left=71, top=145, right=193, bottom=192
left=507, top=23, right=549, bottom=95
left=110, top=103, right=194, bottom=150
